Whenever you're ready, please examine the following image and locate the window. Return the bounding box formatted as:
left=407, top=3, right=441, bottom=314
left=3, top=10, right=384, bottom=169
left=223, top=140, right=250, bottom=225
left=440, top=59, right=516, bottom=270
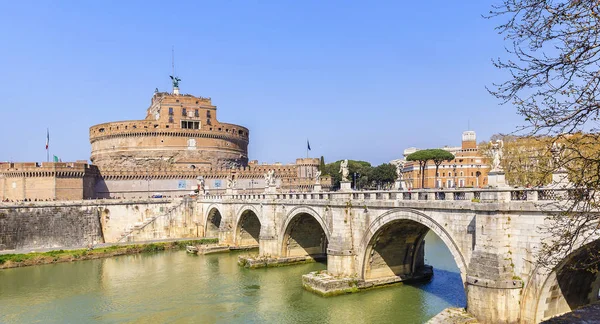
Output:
left=206, top=119, right=211, bottom=125
left=471, top=172, right=474, bottom=176
left=442, top=172, right=445, bottom=176
left=448, top=172, right=452, bottom=177
left=182, top=108, right=187, bottom=116
left=181, top=120, right=200, bottom=129
left=206, top=111, right=211, bottom=118
left=195, top=109, right=199, bottom=117
left=168, top=117, right=174, bottom=123
left=168, top=107, right=173, bottom=115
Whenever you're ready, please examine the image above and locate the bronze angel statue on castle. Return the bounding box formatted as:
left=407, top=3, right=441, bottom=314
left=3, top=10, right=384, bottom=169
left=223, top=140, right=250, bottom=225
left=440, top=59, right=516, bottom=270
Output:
left=170, top=75, right=181, bottom=88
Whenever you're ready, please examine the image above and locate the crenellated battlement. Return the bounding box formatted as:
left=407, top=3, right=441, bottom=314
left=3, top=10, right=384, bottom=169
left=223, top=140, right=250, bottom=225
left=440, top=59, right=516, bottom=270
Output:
left=89, top=120, right=249, bottom=143
left=0, top=162, right=99, bottom=178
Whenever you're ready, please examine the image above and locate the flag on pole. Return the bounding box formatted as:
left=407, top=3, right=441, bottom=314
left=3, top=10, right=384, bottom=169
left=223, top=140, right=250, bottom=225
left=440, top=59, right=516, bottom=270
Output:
left=53, top=155, right=60, bottom=162
left=45, top=129, right=49, bottom=150
left=307, top=140, right=311, bottom=151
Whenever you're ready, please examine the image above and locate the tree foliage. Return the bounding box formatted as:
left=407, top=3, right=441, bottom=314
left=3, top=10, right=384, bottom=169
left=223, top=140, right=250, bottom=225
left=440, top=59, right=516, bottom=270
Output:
left=406, top=149, right=455, bottom=188
left=489, top=0, right=600, bottom=271
left=370, top=163, right=397, bottom=189
left=481, top=135, right=553, bottom=187
left=488, top=1, right=600, bottom=136
left=321, top=160, right=396, bottom=189
left=319, top=156, right=327, bottom=175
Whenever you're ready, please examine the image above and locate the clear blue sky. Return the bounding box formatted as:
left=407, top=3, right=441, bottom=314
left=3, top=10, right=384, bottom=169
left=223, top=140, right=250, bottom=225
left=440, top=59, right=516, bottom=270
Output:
left=0, top=1, right=520, bottom=166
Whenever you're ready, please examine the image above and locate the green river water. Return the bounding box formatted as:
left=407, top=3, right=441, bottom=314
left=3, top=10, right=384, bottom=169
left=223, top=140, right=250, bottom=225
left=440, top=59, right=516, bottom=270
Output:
left=0, top=232, right=465, bottom=324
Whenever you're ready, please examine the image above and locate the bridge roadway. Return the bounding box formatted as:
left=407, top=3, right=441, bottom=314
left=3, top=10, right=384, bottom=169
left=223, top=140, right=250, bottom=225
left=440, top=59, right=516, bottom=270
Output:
left=197, top=187, right=598, bottom=323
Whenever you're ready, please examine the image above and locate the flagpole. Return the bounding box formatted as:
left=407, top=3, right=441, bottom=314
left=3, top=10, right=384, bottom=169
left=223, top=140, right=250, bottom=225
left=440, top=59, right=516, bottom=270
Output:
left=46, top=128, right=49, bottom=163
left=306, top=139, right=309, bottom=159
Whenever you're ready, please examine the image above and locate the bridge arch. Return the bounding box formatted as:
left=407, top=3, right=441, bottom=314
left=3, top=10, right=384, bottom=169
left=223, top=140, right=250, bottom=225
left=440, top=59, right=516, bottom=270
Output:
left=358, top=208, right=467, bottom=283
left=279, top=206, right=330, bottom=259
left=233, top=205, right=262, bottom=248
left=522, top=239, right=600, bottom=322
left=204, top=205, right=223, bottom=238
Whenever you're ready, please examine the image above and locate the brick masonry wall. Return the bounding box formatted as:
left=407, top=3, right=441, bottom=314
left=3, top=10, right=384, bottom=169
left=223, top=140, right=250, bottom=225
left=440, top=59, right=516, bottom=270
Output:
left=0, top=206, right=103, bottom=251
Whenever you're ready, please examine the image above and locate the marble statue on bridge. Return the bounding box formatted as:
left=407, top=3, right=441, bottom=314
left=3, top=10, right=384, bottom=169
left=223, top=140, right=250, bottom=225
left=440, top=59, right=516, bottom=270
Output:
left=339, top=160, right=349, bottom=181
left=197, top=176, right=205, bottom=194
left=264, top=170, right=276, bottom=187
left=395, top=161, right=405, bottom=181
left=226, top=175, right=237, bottom=189
left=550, top=142, right=566, bottom=171
left=490, top=139, right=504, bottom=172
left=314, top=170, right=321, bottom=185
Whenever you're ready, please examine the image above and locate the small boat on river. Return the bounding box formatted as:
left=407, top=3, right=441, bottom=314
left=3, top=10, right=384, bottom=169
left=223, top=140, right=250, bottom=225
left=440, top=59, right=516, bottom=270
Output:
left=186, top=244, right=231, bottom=255
left=186, top=245, right=199, bottom=254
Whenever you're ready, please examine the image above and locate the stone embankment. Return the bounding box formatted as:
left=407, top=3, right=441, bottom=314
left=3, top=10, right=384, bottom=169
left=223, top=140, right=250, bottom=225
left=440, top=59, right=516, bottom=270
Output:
left=426, top=308, right=479, bottom=324
left=0, top=198, right=200, bottom=252
left=0, top=238, right=217, bottom=270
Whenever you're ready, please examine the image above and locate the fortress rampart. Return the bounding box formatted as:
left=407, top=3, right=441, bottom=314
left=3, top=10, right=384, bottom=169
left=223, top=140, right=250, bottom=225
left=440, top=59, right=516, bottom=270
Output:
left=89, top=92, right=249, bottom=170
left=0, top=162, right=99, bottom=201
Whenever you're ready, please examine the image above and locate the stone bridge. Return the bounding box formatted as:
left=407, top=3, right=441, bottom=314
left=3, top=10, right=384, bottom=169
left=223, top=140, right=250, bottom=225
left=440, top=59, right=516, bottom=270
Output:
left=197, top=187, right=600, bottom=323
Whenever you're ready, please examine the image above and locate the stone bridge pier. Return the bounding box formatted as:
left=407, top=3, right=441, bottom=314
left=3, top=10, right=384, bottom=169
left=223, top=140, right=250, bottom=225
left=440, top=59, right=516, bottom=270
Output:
left=197, top=188, right=600, bottom=323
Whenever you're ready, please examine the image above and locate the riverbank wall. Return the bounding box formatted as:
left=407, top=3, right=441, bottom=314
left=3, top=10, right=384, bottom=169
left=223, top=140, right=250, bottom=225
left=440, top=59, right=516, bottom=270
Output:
left=0, top=238, right=218, bottom=269
left=0, top=198, right=201, bottom=252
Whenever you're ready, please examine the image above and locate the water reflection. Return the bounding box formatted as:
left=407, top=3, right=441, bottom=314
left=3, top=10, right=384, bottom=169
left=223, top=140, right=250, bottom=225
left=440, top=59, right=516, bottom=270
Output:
left=0, top=231, right=465, bottom=323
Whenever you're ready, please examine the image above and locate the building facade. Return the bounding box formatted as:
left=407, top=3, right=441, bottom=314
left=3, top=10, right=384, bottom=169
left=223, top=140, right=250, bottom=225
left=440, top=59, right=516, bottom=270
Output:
left=400, top=131, right=490, bottom=189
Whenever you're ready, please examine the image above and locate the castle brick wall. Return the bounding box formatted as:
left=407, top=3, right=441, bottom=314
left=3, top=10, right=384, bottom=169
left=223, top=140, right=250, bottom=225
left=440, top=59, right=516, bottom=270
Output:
left=0, top=162, right=99, bottom=202
left=89, top=92, right=250, bottom=170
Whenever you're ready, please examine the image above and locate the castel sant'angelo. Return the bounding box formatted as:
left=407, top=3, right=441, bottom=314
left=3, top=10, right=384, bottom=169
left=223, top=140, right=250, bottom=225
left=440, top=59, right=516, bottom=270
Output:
left=0, top=77, right=329, bottom=201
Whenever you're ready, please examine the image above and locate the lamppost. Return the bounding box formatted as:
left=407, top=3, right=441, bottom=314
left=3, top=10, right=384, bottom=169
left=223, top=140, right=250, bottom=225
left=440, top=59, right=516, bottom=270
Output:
left=146, top=169, right=150, bottom=199
left=353, top=172, right=361, bottom=190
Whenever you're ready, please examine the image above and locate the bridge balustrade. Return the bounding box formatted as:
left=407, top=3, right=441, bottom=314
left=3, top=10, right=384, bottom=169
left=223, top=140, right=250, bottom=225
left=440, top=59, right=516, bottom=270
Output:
left=195, top=187, right=581, bottom=204
left=510, top=190, right=527, bottom=201
left=453, top=192, right=465, bottom=200
left=534, top=189, right=552, bottom=201
left=567, top=188, right=591, bottom=201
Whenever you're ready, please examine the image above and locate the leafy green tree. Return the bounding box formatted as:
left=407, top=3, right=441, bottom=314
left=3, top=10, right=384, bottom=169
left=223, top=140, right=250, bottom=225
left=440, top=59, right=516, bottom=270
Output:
left=489, top=0, right=600, bottom=271
left=319, top=156, right=326, bottom=174
left=429, top=149, right=455, bottom=188
left=323, top=160, right=372, bottom=189
left=371, top=163, right=397, bottom=189
left=406, top=149, right=454, bottom=188
left=406, top=150, right=430, bottom=188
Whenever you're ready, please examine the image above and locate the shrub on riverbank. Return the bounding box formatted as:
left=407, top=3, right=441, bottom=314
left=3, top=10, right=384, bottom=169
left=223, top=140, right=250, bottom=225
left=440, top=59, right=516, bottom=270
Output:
left=0, top=238, right=218, bottom=269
